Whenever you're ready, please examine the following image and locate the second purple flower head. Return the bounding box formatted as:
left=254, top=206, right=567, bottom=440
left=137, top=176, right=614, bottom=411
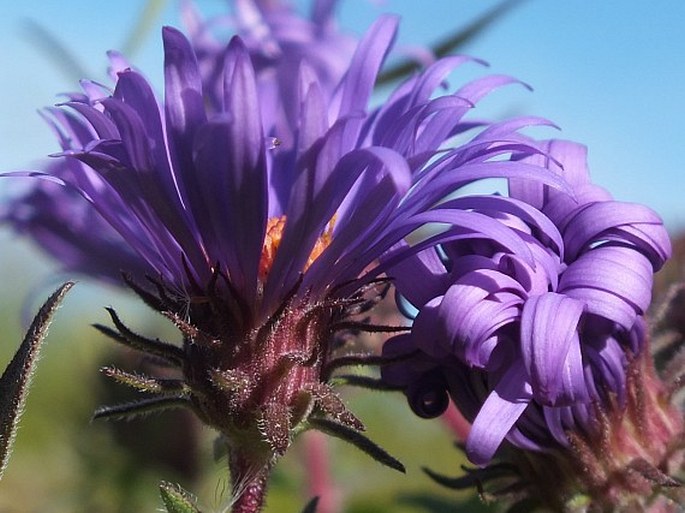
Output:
left=383, top=139, right=671, bottom=466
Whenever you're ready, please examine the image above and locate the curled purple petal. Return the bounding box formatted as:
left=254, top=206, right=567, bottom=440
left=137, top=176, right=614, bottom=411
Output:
left=520, top=293, right=589, bottom=405
left=466, top=363, right=532, bottom=466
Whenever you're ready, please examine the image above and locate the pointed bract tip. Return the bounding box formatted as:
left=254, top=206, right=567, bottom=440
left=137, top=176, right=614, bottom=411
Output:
left=0, top=281, right=74, bottom=480
left=159, top=480, right=202, bottom=513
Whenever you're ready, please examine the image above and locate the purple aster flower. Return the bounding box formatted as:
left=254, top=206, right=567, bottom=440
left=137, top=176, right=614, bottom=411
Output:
left=3, top=8, right=574, bottom=510
left=382, top=139, right=671, bottom=468
left=2, top=0, right=357, bottom=286
left=183, top=0, right=358, bottom=114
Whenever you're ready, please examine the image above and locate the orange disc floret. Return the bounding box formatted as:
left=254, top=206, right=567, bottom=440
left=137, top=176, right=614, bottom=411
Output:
left=258, top=215, right=335, bottom=282
left=259, top=216, right=286, bottom=282
left=307, top=215, right=335, bottom=267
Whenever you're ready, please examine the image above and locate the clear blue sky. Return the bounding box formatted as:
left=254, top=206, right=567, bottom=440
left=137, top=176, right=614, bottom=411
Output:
left=1, top=1, right=683, bottom=231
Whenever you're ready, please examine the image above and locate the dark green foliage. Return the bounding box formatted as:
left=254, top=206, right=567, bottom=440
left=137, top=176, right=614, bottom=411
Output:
left=309, top=417, right=405, bottom=474
left=93, top=307, right=185, bottom=366
left=377, top=0, right=526, bottom=85
left=93, top=396, right=192, bottom=421
left=0, top=281, right=73, bottom=479
left=422, top=463, right=518, bottom=491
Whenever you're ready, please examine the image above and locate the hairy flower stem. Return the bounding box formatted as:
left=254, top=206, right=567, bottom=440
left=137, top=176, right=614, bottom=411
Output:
left=229, top=452, right=271, bottom=513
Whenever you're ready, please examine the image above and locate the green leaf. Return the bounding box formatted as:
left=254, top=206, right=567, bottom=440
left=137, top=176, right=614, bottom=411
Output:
left=93, top=395, right=191, bottom=421
left=159, top=481, right=202, bottom=513
left=331, top=374, right=404, bottom=391
left=22, top=20, right=90, bottom=81
left=422, top=462, right=517, bottom=490
left=121, top=0, right=170, bottom=57
left=309, top=417, right=405, bottom=474
left=100, top=366, right=189, bottom=395
left=0, top=281, right=74, bottom=480
left=93, top=307, right=185, bottom=366
left=377, top=0, right=527, bottom=86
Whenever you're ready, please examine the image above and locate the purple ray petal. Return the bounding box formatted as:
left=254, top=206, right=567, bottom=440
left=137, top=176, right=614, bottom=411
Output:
left=466, top=363, right=532, bottom=465
left=520, top=292, right=588, bottom=405
left=386, top=246, right=448, bottom=308
left=564, top=201, right=665, bottom=261
left=163, top=25, right=207, bottom=210
left=558, top=247, right=653, bottom=330
left=337, top=15, right=398, bottom=119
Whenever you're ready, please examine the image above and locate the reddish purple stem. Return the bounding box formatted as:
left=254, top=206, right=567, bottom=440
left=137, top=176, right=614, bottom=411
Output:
left=302, top=431, right=340, bottom=513
left=229, top=451, right=270, bottom=513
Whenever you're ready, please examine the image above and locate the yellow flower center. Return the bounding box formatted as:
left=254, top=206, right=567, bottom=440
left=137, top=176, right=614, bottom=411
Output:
left=258, top=215, right=335, bottom=282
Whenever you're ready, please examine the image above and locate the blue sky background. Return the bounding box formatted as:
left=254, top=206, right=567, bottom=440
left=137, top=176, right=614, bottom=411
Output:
left=0, top=0, right=683, bottom=232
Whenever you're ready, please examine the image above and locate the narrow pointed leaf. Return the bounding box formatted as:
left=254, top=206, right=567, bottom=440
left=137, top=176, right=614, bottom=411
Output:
left=0, top=281, right=74, bottom=480
left=22, top=20, right=90, bottom=80
left=93, top=395, right=190, bottom=421
left=309, top=417, right=405, bottom=473
left=307, top=383, right=365, bottom=431
left=422, top=462, right=517, bottom=490
left=121, top=0, right=169, bottom=57
left=93, top=307, right=185, bottom=366
left=100, top=366, right=189, bottom=395
left=332, top=374, right=404, bottom=391
left=160, top=481, right=202, bottom=513
left=377, top=0, right=526, bottom=85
